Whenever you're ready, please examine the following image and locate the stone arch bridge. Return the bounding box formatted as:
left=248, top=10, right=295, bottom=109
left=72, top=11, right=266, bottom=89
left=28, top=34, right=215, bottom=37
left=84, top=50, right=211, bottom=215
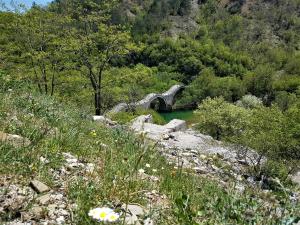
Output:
left=109, top=84, right=185, bottom=114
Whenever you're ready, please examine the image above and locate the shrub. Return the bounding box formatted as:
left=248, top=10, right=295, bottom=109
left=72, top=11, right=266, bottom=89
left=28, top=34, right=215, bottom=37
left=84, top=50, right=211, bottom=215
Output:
left=194, top=97, right=249, bottom=140
left=236, top=94, right=263, bottom=109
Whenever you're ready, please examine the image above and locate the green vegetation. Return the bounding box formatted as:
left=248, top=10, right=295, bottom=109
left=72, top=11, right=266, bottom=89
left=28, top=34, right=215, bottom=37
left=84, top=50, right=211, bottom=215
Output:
left=194, top=97, right=300, bottom=181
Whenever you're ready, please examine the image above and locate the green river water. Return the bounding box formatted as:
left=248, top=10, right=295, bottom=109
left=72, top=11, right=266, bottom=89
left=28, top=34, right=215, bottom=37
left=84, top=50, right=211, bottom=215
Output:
left=159, top=110, right=194, bottom=123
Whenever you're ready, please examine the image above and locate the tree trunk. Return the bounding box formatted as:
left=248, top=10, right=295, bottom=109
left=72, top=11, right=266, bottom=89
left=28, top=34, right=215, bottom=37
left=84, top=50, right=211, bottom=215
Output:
left=94, top=70, right=103, bottom=115
left=95, top=88, right=101, bottom=115
left=51, top=71, right=55, bottom=96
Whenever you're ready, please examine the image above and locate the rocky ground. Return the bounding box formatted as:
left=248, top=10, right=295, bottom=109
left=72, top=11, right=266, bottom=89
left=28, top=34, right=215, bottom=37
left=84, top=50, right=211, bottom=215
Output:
left=0, top=152, right=93, bottom=225
left=0, top=139, right=166, bottom=225
left=1, top=115, right=300, bottom=224
left=129, top=115, right=300, bottom=205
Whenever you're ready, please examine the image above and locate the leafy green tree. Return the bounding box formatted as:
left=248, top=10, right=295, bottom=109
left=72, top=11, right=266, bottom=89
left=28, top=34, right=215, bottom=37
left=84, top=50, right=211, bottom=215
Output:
left=244, top=64, right=275, bottom=103
left=180, top=68, right=245, bottom=105
left=274, top=91, right=298, bottom=111
left=73, top=23, right=133, bottom=115
left=51, top=0, right=134, bottom=115
left=195, top=97, right=250, bottom=140
left=15, top=8, right=70, bottom=95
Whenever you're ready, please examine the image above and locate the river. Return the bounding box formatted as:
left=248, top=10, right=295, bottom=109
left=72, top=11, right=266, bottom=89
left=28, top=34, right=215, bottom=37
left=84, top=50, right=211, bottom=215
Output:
left=159, top=109, right=194, bottom=123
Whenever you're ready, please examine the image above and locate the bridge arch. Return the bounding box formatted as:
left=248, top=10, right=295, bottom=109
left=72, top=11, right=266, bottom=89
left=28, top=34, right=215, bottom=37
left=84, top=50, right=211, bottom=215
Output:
left=149, top=96, right=168, bottom=112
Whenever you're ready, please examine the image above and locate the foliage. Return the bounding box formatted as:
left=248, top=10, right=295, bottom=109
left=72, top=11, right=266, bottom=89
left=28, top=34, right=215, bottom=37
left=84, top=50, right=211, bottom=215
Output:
left=195, top=97, right=250, bottom=141
left=15, top=8, right=71, bottom=96
left=236, top=94, right=263, bottom=109
left=194, top=97, right=300, bottom=179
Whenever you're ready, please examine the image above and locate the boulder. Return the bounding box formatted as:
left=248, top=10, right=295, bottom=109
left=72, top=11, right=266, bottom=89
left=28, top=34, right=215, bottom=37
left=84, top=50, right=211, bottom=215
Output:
left=0, top=131, right=31, bottom=148
left=122, top=204, right=145, bottom=216
left=163, top=119, right=187, bottom=132
left=130, top=115, right=153, bottom=132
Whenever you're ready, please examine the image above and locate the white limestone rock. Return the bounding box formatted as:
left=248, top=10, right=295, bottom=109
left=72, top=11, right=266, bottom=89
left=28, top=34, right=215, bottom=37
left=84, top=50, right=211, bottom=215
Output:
left=163, top=119, right=187, bottom=132
left=92, top=116, right=117, bottom=126
left=0, top=131, right=31, bottom=148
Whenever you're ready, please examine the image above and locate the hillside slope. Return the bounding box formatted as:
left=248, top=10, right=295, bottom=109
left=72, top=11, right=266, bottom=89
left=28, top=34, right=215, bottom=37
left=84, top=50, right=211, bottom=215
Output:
left=1, top=81, right=299, bottom=224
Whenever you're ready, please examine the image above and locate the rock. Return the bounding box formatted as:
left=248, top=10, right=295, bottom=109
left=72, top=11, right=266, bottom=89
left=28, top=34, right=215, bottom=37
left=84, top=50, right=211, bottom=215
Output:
left=199, top=154, right=207, bottom=160
left=56, top=216, right=65, bottom=224
left=235, top=184, right=245, bottom=193
left=93, top=116, right=117, bottom=126
left=292, top=171, right=300, bottom=186
left=21, top=211, right=33, bottom=221
left=6, top=222, right=32, bottom=225
left=144, top=218, right=155, bottom=225
left=162, top=134, right=171, bottom=140
left=130, top=115, right=153, bottom=131
left=0, top=131, right=31, bottom=148
left=164, top=119, right=187, bottom=132
left=122, top=204, right=145, bottom=217
left=86, top=163, right=95, bottom=173
left=30, top=205, right=44, bottom=219
left=193, top=166, right=208, bottom=174
left=48, top=204, right=57, bottom=211
left=125, top=214, right=140, bottom=225
left=39, top=156, right=49, bottom=164
left=211, top=165, right=219, bottom=171
left=36, top=194, right=51, bottom=205
left=62, top=152, right=77, bottom=161
left=30, top=180, right=50, bottom=193
left=52, top=194, right=63, bottom=201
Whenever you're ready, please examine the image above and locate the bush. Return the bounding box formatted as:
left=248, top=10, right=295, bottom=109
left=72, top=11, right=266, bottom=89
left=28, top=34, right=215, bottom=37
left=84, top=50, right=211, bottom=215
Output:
left=194, top=97, right=249, bottom=140
left=261, top=160, right=289, bottom=181
left=236, top=94, right=263, bottom=109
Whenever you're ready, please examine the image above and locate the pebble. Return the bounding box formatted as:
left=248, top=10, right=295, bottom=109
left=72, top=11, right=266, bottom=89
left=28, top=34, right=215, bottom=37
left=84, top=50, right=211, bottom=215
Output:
left=36, top=194, right=52, bottom=205
left=56, top=216, right=65, bottom=224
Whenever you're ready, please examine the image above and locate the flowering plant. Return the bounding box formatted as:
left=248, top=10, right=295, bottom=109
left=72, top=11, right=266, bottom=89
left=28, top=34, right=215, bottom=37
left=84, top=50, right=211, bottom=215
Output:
left=88, top=207, right=120, bottom=223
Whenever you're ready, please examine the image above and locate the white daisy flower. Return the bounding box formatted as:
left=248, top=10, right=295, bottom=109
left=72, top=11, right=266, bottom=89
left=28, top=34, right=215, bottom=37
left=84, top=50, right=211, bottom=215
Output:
left=145, top=163, right=150, bottom=168
left=88, top=208, right=101, bottom=218
left=88, top=207, right=113, bottom=221
left=152, top=169, right=157, bottom=173
left=138, top=168, right=145, bottom=174
left=107, top=212, right=120, bottom=222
